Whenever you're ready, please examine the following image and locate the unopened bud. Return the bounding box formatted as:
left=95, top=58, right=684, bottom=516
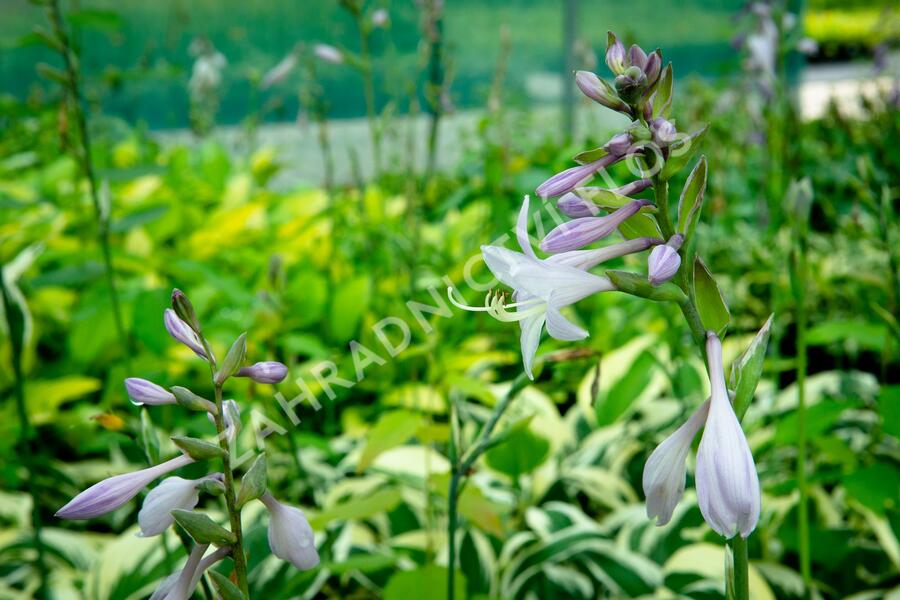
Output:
left=171, top=386, right=217, bottom=413
left=644, top=50, right=662, bottom=86
left=605, top=31, right=627, bottom=75
left=647, top=235, right=683, bottom=286
left=574, top=70, right=629, bottom=113
left=171, top=289, right=201, bottom=334
left=236, top=361, right=289, bottom=384
left=651, top=117, right=677, bottom=146
left=557, top=192, right=600, bottom=218
left=628, top=44, right=648, bottom=70
left=604, top=132, right=633, bottom=156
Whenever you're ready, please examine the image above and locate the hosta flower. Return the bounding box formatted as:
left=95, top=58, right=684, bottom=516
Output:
left=164, top=309, right=209, bottom=359
left=696, top=333, right=761, bottom=538
left=150, top=544, right=230, bottom=600
left=643, top=399, right=710, bottom=525
left=647, top=234, right=683, bottom=286
left=536, top=155, right=619, bottom=199
left=450, top=196, right=626, bottom=378
left=139, top=476, right=205, bottom=537
left=574, top=70, right=629, bottom=113
left=236, top=361, right=288, bottom=384
left=56, top=454, right=194, bottom=520
left=125, top=377, right=176, bottom=406
left=260, top=492, right=320, bottom=570
left=540, top=200, right=651, bottom=253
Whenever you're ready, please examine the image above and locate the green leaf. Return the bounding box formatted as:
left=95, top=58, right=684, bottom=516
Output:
left=132, top=288, right=170, bottom=354
left=208, top=570, right=247, bottom=600
left=170, top=436, right=225, bottom=461
left=652, top=63, right=673, bottom=118
left=662, top=125, right=708, bottom=180
left=806, top=320, right=886, bottom=353
left=236, top=453, right=267, bottom=509
left=677, top=156, right=707, bottom=237
left=879, top=386, right=900, bottom=439
left=729, top=314, right=773, bottom=420
left=215, top=332, right=247, bottom=384
left=693, top=258, right=729, bottom=335
left=310, top=487, right=402, bottom=528
left=357, top=410, right=423, bottom=473
left=572, top=146, right=609, bottom=165
left=484, top=425, right=550, bottom=478
left=171, top=509, right=235, bottom=546
left=67, top=9, right=123, bottom=32
left=596, top=350, right=657, bottom=425
left=384, top=565, right=466, bottom=600
left=330, top=275, right=371, bottom=343
left=843, top=462, right=900, bottom=515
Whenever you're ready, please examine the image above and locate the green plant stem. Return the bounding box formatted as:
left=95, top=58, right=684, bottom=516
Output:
left=2, top=285, right=49, bottom=599
left=48, top=0, right=129, bottom=357
left=212, top=381, right=250, bottom=596
left=730, top=536, right=750, bottom=600
left=356, top=19, right=381, bottom=177
left=447, top=373, right=530, bottom=600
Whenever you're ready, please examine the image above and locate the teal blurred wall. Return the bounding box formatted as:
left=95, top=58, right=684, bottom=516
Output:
left=1, top=0, right=744, bottom=129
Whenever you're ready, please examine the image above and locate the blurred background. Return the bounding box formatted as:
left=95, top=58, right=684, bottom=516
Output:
left=1, top=0, right=899, bottom=598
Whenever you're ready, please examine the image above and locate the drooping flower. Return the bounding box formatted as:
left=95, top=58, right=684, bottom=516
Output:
left=643, top=399, right=710, bottom=525
left=164, top=309, right=209, bottom=360
left=260, top=491, right=320, bottom=570
left=138, top=476, right=205, bottom=537
left=236, top=361, right=288, bottom=384
left=150, top=544, right=230, bottom=600
left=450, top=196, right=627, bottom=378
left=647, top=234, right=683, bottom=286
left=56, top=454, right=195, bottom=520
left=540, top=200, right=651, bottom=253
left=125, top=378, right=176, bottom=406
left=695, top=333, right=761, bottom=538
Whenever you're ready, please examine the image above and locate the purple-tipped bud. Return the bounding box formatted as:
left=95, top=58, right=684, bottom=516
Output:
left=125, top=378, right=176, bottom=406
left=604, top=132, right=633, bottom=157
left=605, top=32, right=627, bottom=75
left=536, top=154, right=617, bottom=199
left=236, top=361, right=288, bottom=384
left=613, top=179, right=653, bottom=197
left=164, top=309, right=209, bottom=359
left=313, top=43, right=343, bottom=64
left=56, top=454, right=194, bottom=520
left=557, top=192, right=600, bottom=218
left=644, top=51, right=662, bottom=86
left=574, top=70, right=629, bottom=112
left=628, top=44, right=648, bottom=70
left=647, top=235, right=684, bottom=286
left=540, top=200, right=650, bottom=253
left=651, top=117, right=677, bottom=147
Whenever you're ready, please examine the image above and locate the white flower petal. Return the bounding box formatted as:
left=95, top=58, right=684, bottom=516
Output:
left=643, top=400, right=710, bottom=525
left=262, top=493, right=320, bottom=570
left=138, top=477, right=201, bottom=537
left=545, top=300, right=588, bottom=341
left=515, top=196, right=538, bottom=259
left=695, top=334, right=761, bottom=538
left=519, top=312, right=546, bottom=380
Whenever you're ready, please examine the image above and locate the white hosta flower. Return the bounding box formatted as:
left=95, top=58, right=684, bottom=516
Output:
left=138, top=477, right=203, bottom=537
left=696, top=333, right=761, bottom=538
left=260, top=492, right=319, bottom=570
left=450, top=196, right=619, bottom=378
left=643, top=399, right=709, bottom=525
left=150, top=544, right=230, bottom=600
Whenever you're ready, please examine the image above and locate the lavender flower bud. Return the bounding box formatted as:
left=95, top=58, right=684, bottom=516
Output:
left=536, top=154, right=617, bottom=198
left=603, top=132, right=633, bottom=157
left=628, top=44, right=648, bottom=71
left=540, top=200, right=650, bottom=253
left=164, top=309, right=209, bottom=359
left=557, top=192, right=599, bottom=218
left=651, top=117, right=677, bottom=147
left=125, top=378, right=176, bottom=406
left=574, top=70, right=629, bottom=112
left=313, top=43, right=343, bottom=65
left=236, top=361, right=289, bottom=384
left=605, top=32, right=627, bottom=75
left=643, top=51, right=662, bottom=86
left=647, top=244, right=681, bottom=286
left=138, top=476, right=204, bottom=537
left=56, top=454, right=194, bottom=520
left=171, top=289, right=201, bottom=334
left=613, top=179, right=652, bottom=197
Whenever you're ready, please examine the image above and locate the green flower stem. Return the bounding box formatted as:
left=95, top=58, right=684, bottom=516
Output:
left=447, top=372, right=530, bottom=600
left=653, top=172, right=751, bottom=600
left=47, top=0, right=129, bottom=357
left=200, top=338, right=250, bottom=597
